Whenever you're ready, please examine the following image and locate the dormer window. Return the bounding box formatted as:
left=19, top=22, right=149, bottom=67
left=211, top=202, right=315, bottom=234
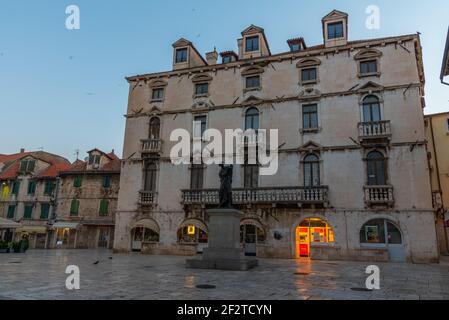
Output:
left=19, top=159, right=36, bottom=173
left=195, top=83, right=209, bottom=96
left=327, top=21, right=344, bottom=39
left=245, top=36, right=259, bottom=52
left=88, top=154, right=101, bottom=168
left=291, top=43, right=301, bottom=52
left=151, top=88, right=164, bottom=101
left=175, top=48, right=188, bottom=63
left=222, top=56, right=232, bottom=64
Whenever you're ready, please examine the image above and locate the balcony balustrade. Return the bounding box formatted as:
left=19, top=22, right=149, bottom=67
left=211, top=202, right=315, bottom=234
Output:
left=364, top=185, right=394, bottom=206
left=139, top=191, right=157, bottom=206
left=140, top=139, right=162, bottom=154
left=358, top=121, right=391, bottom=140
left=182, top=186, right=328, bottom=206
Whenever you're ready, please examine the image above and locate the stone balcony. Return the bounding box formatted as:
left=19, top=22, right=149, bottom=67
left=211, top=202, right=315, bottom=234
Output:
left=181, top=186, right=329, bottom=207
left=139, top=191, right=157, bottom=206
left=358, top=121, right=391, bottom=143
left=140, top=139, right=162, bottom=154
left=364, top=185, right=394, bottom=207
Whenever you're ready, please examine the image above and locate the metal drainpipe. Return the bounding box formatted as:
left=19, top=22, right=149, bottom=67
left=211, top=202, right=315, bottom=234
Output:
left=429, top=117, right=449, bottom=254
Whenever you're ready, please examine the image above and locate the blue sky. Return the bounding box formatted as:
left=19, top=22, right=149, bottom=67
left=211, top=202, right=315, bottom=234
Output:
left=0, top=0, right=448, bottom=161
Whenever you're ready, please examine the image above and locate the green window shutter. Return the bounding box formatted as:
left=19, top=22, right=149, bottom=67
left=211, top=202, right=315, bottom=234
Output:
left=19, top=161, right=27, bottom=172
left=12, top=181, right=20, bottom=195
left=27, top=181, right=36, bottom=195
left=74, top=176, right=82, bottom=188
left=7, top=205, right=16, bottom=219
left=28, top=160, right=36, bottom=172
left=40, top=203, right=50, bottom=219
left=70, top=199, right=79, bottom=216
left=99, top=200, right=109, bottom=216
left=103, top=176, right=111, bottom=188
left=24, top=205, right=33, bottom=219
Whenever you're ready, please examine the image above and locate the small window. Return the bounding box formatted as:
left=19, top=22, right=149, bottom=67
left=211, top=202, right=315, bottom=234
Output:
left=190, top=164, right=204, bottom=190
left=222, top=56, right=232, bottom=64
left=12, top=181, right=20, bottom=195
left=99, top=199, right=109, bottom=216
left=88, top=154, right=101, bottom=166
left=245, top=36, right=260, bottom=52
left=245, top=76, right=260, bottom=89
left=103, top=175, right=111, bottom=188
left=175, top=48, right=188, bottom=63
left=327, top=21, right=344, bottom=40
left=7, top=205, right=16, bottom=219
left=73, top=176, right=82, bottom=188
left=40, top=203, right=50, bottom=220
left=195, top=83, right=209, bottom=95
left=24, top=205, right=33, bottom=219
left=44, top=181, right=55, bottom=196
left=290, top=43, right=301, bottom=52
left=19, top=159, right=36, bottom=173
left=27, top=180, right=36, bottom=195
left=301, top=68, right=317, bottom=83
left=360, top=60, right=378, bottom=75
left=302, top=104, right=318, bottom=129
left=70, top=199, right=80, bottom=216
left=152, top=88, right=164, bottom=100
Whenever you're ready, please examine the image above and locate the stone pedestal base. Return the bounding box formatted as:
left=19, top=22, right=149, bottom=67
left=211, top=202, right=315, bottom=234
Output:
left=186, top=208, right=258, bottom=271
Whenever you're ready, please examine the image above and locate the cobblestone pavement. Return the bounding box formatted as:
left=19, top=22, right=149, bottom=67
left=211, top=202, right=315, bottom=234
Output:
left=1, top=250, right=449, bottom=300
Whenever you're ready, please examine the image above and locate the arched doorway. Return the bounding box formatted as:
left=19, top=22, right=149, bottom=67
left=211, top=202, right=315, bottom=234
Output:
left=360, top=218, right=405, bottom=262
left=240, top=220, right=266, bottom=256
left=295, top=218, right=334, bottom=258
left=177, top=219, right=208, bottom=254
left=131, top=219, right=160, bottom=252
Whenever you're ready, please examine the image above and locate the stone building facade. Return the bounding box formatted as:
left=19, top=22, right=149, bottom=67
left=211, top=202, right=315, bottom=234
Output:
left=0, top=150, right=71, bottom=248
left=425, top=112, right=449, bottom=255
left=114, top=10, right=438, bottom=263
left=53, top=149, right=120, bottom=249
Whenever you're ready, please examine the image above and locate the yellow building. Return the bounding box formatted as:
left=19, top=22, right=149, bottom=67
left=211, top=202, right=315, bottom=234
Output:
left=425, top=112, right=449, bottom=254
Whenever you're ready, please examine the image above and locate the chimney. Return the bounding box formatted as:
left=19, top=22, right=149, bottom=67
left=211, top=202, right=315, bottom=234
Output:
left=20, top=148, right=25, bottom=153
left=206, top=49, right=218, bottom=65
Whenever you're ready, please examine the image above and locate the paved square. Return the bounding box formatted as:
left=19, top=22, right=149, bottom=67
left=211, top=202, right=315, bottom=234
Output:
left=1, top=250, right=449, bottom=300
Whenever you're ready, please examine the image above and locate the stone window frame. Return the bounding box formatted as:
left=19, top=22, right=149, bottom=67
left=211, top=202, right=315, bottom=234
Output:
left=242, top=66, right=264, bottom=93
left=362, top=148, right=390, bottom=187
left=325, top=20, right=345, bottom=41
left=300, top=152, right=322, bottom=187
left=358, top=93, right=385, bottom=123
left=98, top=199, right=110, bottom=217
left=192, top=74, right=213, bottom=99
left=174, top=46, right=189, bottom=64
left=296, top=58, right=321, bottom=86
left=149, top=79, right=168, bottom=103
left=299, top=100, right=322, bottom=134
left=244, top=35, right=260, bottom=53
left=142, top=159, right=159, bottom=194
left=354, top=49, right=382, bottom=78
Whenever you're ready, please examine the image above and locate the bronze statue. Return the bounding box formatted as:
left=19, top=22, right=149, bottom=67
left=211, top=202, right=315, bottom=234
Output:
left=218, top=164, right=233, bottom=208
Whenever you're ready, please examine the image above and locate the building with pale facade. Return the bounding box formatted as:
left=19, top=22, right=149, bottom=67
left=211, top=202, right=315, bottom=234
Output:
left=114, top=10, right=439, bottom=263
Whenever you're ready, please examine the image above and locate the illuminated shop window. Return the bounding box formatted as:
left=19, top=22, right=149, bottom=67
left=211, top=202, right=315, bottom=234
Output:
left=177, top=225, right=208, bottom=244
left=299, top=218, right=334, bottom=243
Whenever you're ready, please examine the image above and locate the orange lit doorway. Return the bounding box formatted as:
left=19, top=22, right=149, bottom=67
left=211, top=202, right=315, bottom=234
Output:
left=295, top=218, right=335, bottom=258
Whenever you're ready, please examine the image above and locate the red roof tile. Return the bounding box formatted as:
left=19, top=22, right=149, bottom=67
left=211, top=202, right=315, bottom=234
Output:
left=37, top=162, right=72, bottom=179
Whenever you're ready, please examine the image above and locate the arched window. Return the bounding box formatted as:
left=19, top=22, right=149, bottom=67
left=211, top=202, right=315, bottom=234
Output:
left=304, top=154, right=320, bottom=187
left=149, top=117, right=160, bottom=139
left=245, top=107, right=259, bottom=130
left=143, top=161, right=157, bottom=192
left=362, top=95, right=381, bottom=122
left=177, top=226, right=208, bottom=244
left=360, top=219, right=402, bottom=244
left=299, top=218, right=335, bottom=243
left=367, top=151, right=386, bottom=185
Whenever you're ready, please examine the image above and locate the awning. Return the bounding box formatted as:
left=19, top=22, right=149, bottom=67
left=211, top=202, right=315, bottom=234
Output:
left=180, top=218, right=208, bottom=232
left=52, top=222, right=79, bottom=229
left=132, top=219, right=160, bottom=234
left=0, top=217, right=20, bottom=229
left=16, top=226, right=48, bottom=234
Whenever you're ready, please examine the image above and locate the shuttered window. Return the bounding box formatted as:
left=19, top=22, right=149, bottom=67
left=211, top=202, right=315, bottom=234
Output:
left=40, top=203, right=50, bottom=220
left=7, top=205, right=16, bottom=219
left=73, top=176, right=82, bottom=188
left=103, top=176, right=111, bottom=188
left=70, top=199, right=80, bottom=216
left=24, top=205, right=33, bottom=219
left=99, top=199, right=109, bottom=216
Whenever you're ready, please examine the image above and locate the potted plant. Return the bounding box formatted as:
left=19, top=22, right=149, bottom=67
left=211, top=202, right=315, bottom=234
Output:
left=0, top=241, right=9, bottom=253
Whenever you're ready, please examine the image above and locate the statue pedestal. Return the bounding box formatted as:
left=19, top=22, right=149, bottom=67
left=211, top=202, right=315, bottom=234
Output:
left=186, top=208, right=258, bottom=271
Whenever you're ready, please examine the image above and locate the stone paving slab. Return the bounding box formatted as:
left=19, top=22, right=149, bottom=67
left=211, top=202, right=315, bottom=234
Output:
left=0, top=250, right=449, bottom=300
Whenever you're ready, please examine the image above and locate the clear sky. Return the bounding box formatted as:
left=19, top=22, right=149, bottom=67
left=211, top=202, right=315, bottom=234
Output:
left=0, top=0, right=448, bottom=162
